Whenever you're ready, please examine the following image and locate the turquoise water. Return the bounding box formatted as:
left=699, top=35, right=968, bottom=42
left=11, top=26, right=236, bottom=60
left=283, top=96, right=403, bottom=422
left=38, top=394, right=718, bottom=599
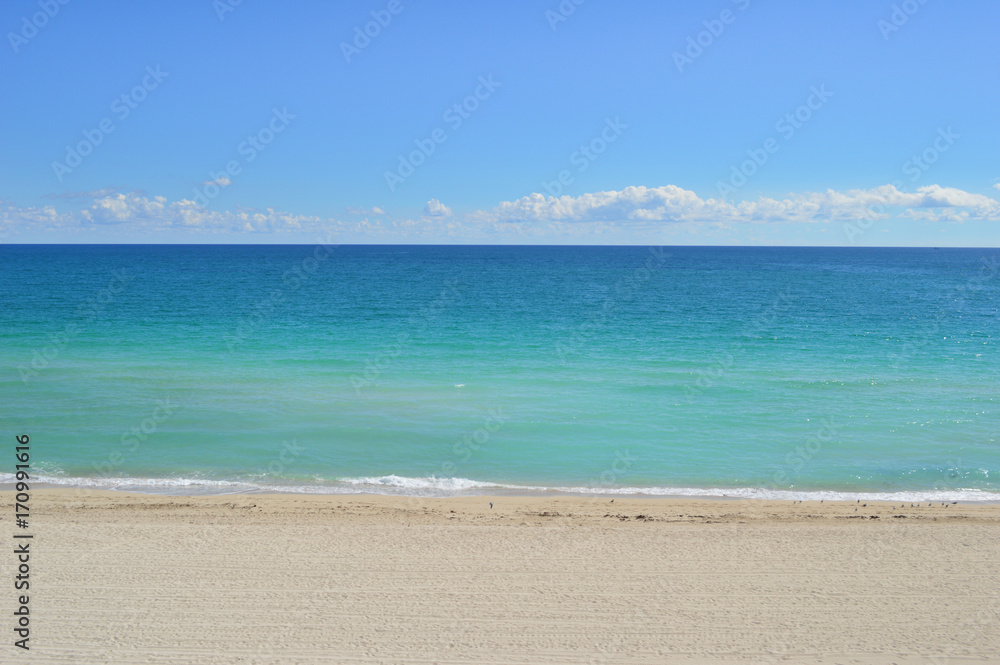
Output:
left=2, top=245, right=998, bottom=500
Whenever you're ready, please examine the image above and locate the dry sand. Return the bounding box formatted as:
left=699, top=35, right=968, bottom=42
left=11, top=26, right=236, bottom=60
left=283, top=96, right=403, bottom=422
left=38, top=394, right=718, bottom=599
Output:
left=2, top=490, right=998, bottom=664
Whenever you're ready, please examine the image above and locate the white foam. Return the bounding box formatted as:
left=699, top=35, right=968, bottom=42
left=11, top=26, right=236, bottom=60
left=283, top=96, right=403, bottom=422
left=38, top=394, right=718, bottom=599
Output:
left=0, top=472, right=260, bottom=495
left=336, top=474, right=528, bottom=492
left=2, top=472, right=998, bottom=502
left=546, top=484, right=1000, bottom=503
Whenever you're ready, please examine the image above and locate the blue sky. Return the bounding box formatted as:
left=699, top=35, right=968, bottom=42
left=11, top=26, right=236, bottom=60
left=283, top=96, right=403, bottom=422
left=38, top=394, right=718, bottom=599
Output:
left=1, top=0, right=998, bottom=245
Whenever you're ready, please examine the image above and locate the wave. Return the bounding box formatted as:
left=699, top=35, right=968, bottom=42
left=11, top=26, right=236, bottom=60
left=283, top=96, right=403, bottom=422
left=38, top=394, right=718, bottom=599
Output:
left=337, top=474, right=528, bottom=492
left=2, top=472, right=999, bottom=502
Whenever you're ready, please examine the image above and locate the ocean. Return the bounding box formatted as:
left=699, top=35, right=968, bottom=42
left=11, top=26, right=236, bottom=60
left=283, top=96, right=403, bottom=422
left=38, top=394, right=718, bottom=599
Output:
left=2, top=244, right=998, bottom=501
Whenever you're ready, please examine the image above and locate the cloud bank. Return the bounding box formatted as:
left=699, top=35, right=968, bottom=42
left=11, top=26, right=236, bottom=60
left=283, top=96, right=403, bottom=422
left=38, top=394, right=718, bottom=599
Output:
left=3, top=183, right=998, bottom=241
left=486, top=184, right=1000, bottom=225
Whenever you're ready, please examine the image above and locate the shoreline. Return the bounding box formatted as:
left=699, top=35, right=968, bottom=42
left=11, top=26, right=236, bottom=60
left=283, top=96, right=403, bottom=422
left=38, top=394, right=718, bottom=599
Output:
left=10, top=487, right=1000, bottom=520
left=5, top=477, right=1000, bottom=503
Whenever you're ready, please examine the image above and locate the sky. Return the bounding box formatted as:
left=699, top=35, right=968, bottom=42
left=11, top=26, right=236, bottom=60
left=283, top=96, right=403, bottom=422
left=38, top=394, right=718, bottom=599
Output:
left=1, top=0, right=998, bottom=245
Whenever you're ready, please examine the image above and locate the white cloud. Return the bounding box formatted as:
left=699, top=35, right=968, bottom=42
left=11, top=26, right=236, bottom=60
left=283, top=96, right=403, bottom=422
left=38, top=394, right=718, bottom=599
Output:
left=423, top=198, right=453, bottom=218
left=203, top=176, right=232, bottom=187
left=0, top=201, right=63, bottom=231
left=6, top=192, right=327, bottom=234
left=485, top=184, right=1000, bottom=225
left=2, top=183, right=998, bottom=241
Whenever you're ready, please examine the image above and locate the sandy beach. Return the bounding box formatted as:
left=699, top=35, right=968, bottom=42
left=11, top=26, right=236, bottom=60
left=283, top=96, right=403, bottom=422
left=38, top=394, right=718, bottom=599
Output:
left=2, top=490, right=998, bottom=664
